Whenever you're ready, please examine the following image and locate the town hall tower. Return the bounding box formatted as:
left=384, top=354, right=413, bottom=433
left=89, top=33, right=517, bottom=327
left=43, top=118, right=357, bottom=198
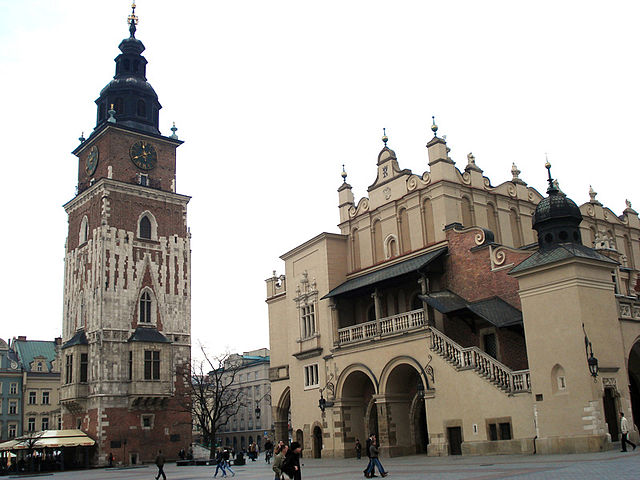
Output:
left=60, top=5, right=192, bottom=465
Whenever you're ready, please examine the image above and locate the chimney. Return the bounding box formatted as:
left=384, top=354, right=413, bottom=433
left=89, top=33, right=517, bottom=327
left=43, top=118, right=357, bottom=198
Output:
left=17, top=336, right=27, bottom=341
left=55, top=337, right=62, bottom=346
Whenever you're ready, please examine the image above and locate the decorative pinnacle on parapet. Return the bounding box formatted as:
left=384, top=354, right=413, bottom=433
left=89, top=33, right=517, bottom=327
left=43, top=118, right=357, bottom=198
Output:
left=341, top=164, right=347, bottom=183
left=431, top=116, right=438, bottom=137
left=382, top=128, right=388, bottom=147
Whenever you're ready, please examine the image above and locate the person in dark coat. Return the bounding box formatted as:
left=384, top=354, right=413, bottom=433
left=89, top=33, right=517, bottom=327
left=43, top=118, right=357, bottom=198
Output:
left=363, top=435, right=374, bottom=478
left=154, top=450, right=166, bottom=480
left=355, top=439, right=362, bottom=459
left=367, top=435, right=387, bottom=478
left=282, top=441, right=302, bottom=480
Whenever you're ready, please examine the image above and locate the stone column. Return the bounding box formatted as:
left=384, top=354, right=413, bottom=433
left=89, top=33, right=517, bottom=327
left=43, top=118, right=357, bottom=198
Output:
left=373, top=289, right=383, bottom=335
left=329, top=300, right=340, bottom=347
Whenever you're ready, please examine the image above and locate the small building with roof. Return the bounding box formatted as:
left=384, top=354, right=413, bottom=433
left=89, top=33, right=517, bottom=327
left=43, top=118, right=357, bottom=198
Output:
left=11, top=337, right=61, bottom=441
left=0, top=338, right=23, bottom=441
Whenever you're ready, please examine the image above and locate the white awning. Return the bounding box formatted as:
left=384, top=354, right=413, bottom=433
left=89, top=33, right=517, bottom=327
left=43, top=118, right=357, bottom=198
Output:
left=0, top=430, right=95, bottom=451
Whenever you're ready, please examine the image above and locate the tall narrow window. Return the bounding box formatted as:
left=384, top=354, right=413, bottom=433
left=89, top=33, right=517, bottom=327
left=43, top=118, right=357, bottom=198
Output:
left=79, top=216, right=89, bottom=244
left=351, top=228, right=361, bottom=271
left=423, top=199, right=435, bottom=245
left=140, top=291, right=152, bottom=323
left=28, top=392, right=36, bottom=405
left=42, top=391, right=50, bottom=405
left=487, top=203, right=500, bottom=242
left=80, top=353, right=88, bottom=383
left=42, top=417, right=49, bottom=431
left=144, top=350, right=160, bottom=380
left=28, top=417, right=35, bottom=432
left=461, top=196, right=474, bottom=227
left=137, top=100, right=146, bottom=117
left=373, top=220, right=383, bottom=263
left=128, top=351, right=133, bottom=381
left=139, top=216, right=152, bottom=239
left=65, top=354, right=73, bottom=384
left=399, top=208, right=411, bottom=254
left=301, top=304, right=316, bottom=338
left=509, top=209, right=523, bottom=248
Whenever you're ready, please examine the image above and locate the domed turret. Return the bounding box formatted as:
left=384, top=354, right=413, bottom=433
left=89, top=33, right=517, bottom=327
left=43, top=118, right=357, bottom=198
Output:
left=93, top=4, right=162, bottom=135
left=533, top=161, right=583, bottom=249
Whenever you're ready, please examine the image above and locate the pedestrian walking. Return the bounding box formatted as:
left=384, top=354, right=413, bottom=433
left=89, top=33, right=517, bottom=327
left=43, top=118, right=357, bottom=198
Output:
left=620, top=412, right=637, bottom=452
left=155, top=450, right=167, bottom=480
left=223, top=448, right=236, bottom=477
left=282, top=441, right=302, bottom=480
left=365, top=435, right=387, bottom=478
left=213, top=448, right=228, bottom=477
left=355, top=439, right=362, bottom=459
left=272, top=443, right=288, bottom=480
left=363, top=434, right=374, bottom=478
left=108, top=452, right=114, bottom=467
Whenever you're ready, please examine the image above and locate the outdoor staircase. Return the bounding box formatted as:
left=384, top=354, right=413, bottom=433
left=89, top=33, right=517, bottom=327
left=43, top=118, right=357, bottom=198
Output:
left=429, top=326, right=531, bottom=395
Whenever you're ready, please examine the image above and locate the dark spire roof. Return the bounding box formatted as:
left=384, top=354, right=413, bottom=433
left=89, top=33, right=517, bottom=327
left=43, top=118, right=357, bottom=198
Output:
left=532, top=162, right=583, bottom=249
left=93, top=5, right=162, bottom=135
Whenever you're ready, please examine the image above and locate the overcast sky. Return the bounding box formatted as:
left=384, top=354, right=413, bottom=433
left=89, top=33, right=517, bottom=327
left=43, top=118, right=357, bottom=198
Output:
left=1, top=1, right=638, bottom=355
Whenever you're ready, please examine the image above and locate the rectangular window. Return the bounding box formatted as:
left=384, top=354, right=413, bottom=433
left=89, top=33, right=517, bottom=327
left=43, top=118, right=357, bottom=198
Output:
left=9, top=400, right=17, bottom=415
left=128, top=351, right=133, bottom=381
left=28, top=391, right=37, bottom=405
left=301, top=304, right=316, bottom=338
left=304, top=364, right=319, bottom=388
left=42, top=417, right=49, bottom=431
left=8, top=424, right=16, bottom=438
left=80, top=353, right=88, bottom=383
left=9, top=383, right=17, bottom=395
left=42, top=391, right=50, bottom=405
left=28, top=417, right=35, bottom=432
left=144, top=351, right=160, bottom=380
left=58, top=417, right=62, bottom=429
left=65, top=354, right=73, bottom=384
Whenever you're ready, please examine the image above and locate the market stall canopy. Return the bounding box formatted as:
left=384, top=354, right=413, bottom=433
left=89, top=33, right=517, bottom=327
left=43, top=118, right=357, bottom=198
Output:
left=0, top=430, right=95, bottom=451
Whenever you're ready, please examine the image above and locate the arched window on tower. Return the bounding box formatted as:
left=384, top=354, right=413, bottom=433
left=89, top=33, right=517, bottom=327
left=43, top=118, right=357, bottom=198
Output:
left=137, top=100, right=146, bottom=117
left=137, top=211, right=158, bottom=240
left=123, top=58, right=131, bottom=72
left=114, top=97, right=124, bottom=114
left=139, top=216, right=151, bottom=239
left=139, top=290, right=153, bottom=323
left=79, top=216, right=89, bottom=244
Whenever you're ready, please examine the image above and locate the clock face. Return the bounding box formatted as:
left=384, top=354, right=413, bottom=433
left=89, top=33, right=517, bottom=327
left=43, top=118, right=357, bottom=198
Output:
left=86, top=146, right=99, bottom=176
left=129, top=141, right=158, bottom=171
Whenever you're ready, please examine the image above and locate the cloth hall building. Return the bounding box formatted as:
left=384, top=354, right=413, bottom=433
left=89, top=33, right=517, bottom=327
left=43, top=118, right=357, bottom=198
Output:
left=267, top=127, right=640, bottom=457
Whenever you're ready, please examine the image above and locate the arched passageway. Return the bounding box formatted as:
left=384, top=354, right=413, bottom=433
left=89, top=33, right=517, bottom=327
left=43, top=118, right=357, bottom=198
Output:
left=628, top=341, right=640, bottom=431
left=339, top=369, right=378, bottom=457
left=383, top=362, right=428, bottom=456
left=312, top=426, right=322, bottom=458
left=274, top=388, right=291, bottom=444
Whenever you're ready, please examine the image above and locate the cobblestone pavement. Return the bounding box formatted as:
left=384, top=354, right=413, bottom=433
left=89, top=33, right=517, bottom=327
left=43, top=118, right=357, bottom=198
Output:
left=10, top=450, right=640, bottom=480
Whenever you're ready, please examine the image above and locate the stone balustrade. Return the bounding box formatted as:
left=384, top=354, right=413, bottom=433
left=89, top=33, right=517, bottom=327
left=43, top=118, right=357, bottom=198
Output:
left=430, top=326, right=531, bottom=394
left=337, top=308, right=425, bottom=345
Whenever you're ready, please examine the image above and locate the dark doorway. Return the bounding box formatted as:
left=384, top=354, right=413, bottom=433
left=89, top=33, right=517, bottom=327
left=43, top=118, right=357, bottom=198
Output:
left=414, top=399, right=428, bottom=454
left=312, top=426, right=322, bottom=458
left=631, top=375, right=640, bottom=431
left=447, top=427, right=462, bottom=455
left=603, top=387, right=619, bottom=441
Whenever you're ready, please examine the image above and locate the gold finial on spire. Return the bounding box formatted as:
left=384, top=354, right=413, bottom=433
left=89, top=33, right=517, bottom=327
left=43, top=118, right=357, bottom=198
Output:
left=382, top=128, right=388, bottom=147
left=431, top=116, right=438, bottom=137
left=341, top=164, right=348, bottom=182
left=128, top=2, right=139, bottom=37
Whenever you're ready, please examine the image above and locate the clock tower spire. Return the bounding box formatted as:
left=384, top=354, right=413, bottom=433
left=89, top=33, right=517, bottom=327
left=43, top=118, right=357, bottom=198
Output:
left=94, top=2, right=161, bottom=135
left=61, top=3, right=192, bottom=466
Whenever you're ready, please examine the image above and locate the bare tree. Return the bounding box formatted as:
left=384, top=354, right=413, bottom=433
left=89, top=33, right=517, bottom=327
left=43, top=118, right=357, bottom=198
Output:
left=20, top=431, right=44, bottom=472
left=180, top=346, right=245, bottom=459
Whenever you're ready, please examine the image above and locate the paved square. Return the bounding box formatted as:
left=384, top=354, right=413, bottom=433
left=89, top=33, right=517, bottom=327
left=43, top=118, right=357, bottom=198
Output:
left=9, top=451, right=640, bottom=480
